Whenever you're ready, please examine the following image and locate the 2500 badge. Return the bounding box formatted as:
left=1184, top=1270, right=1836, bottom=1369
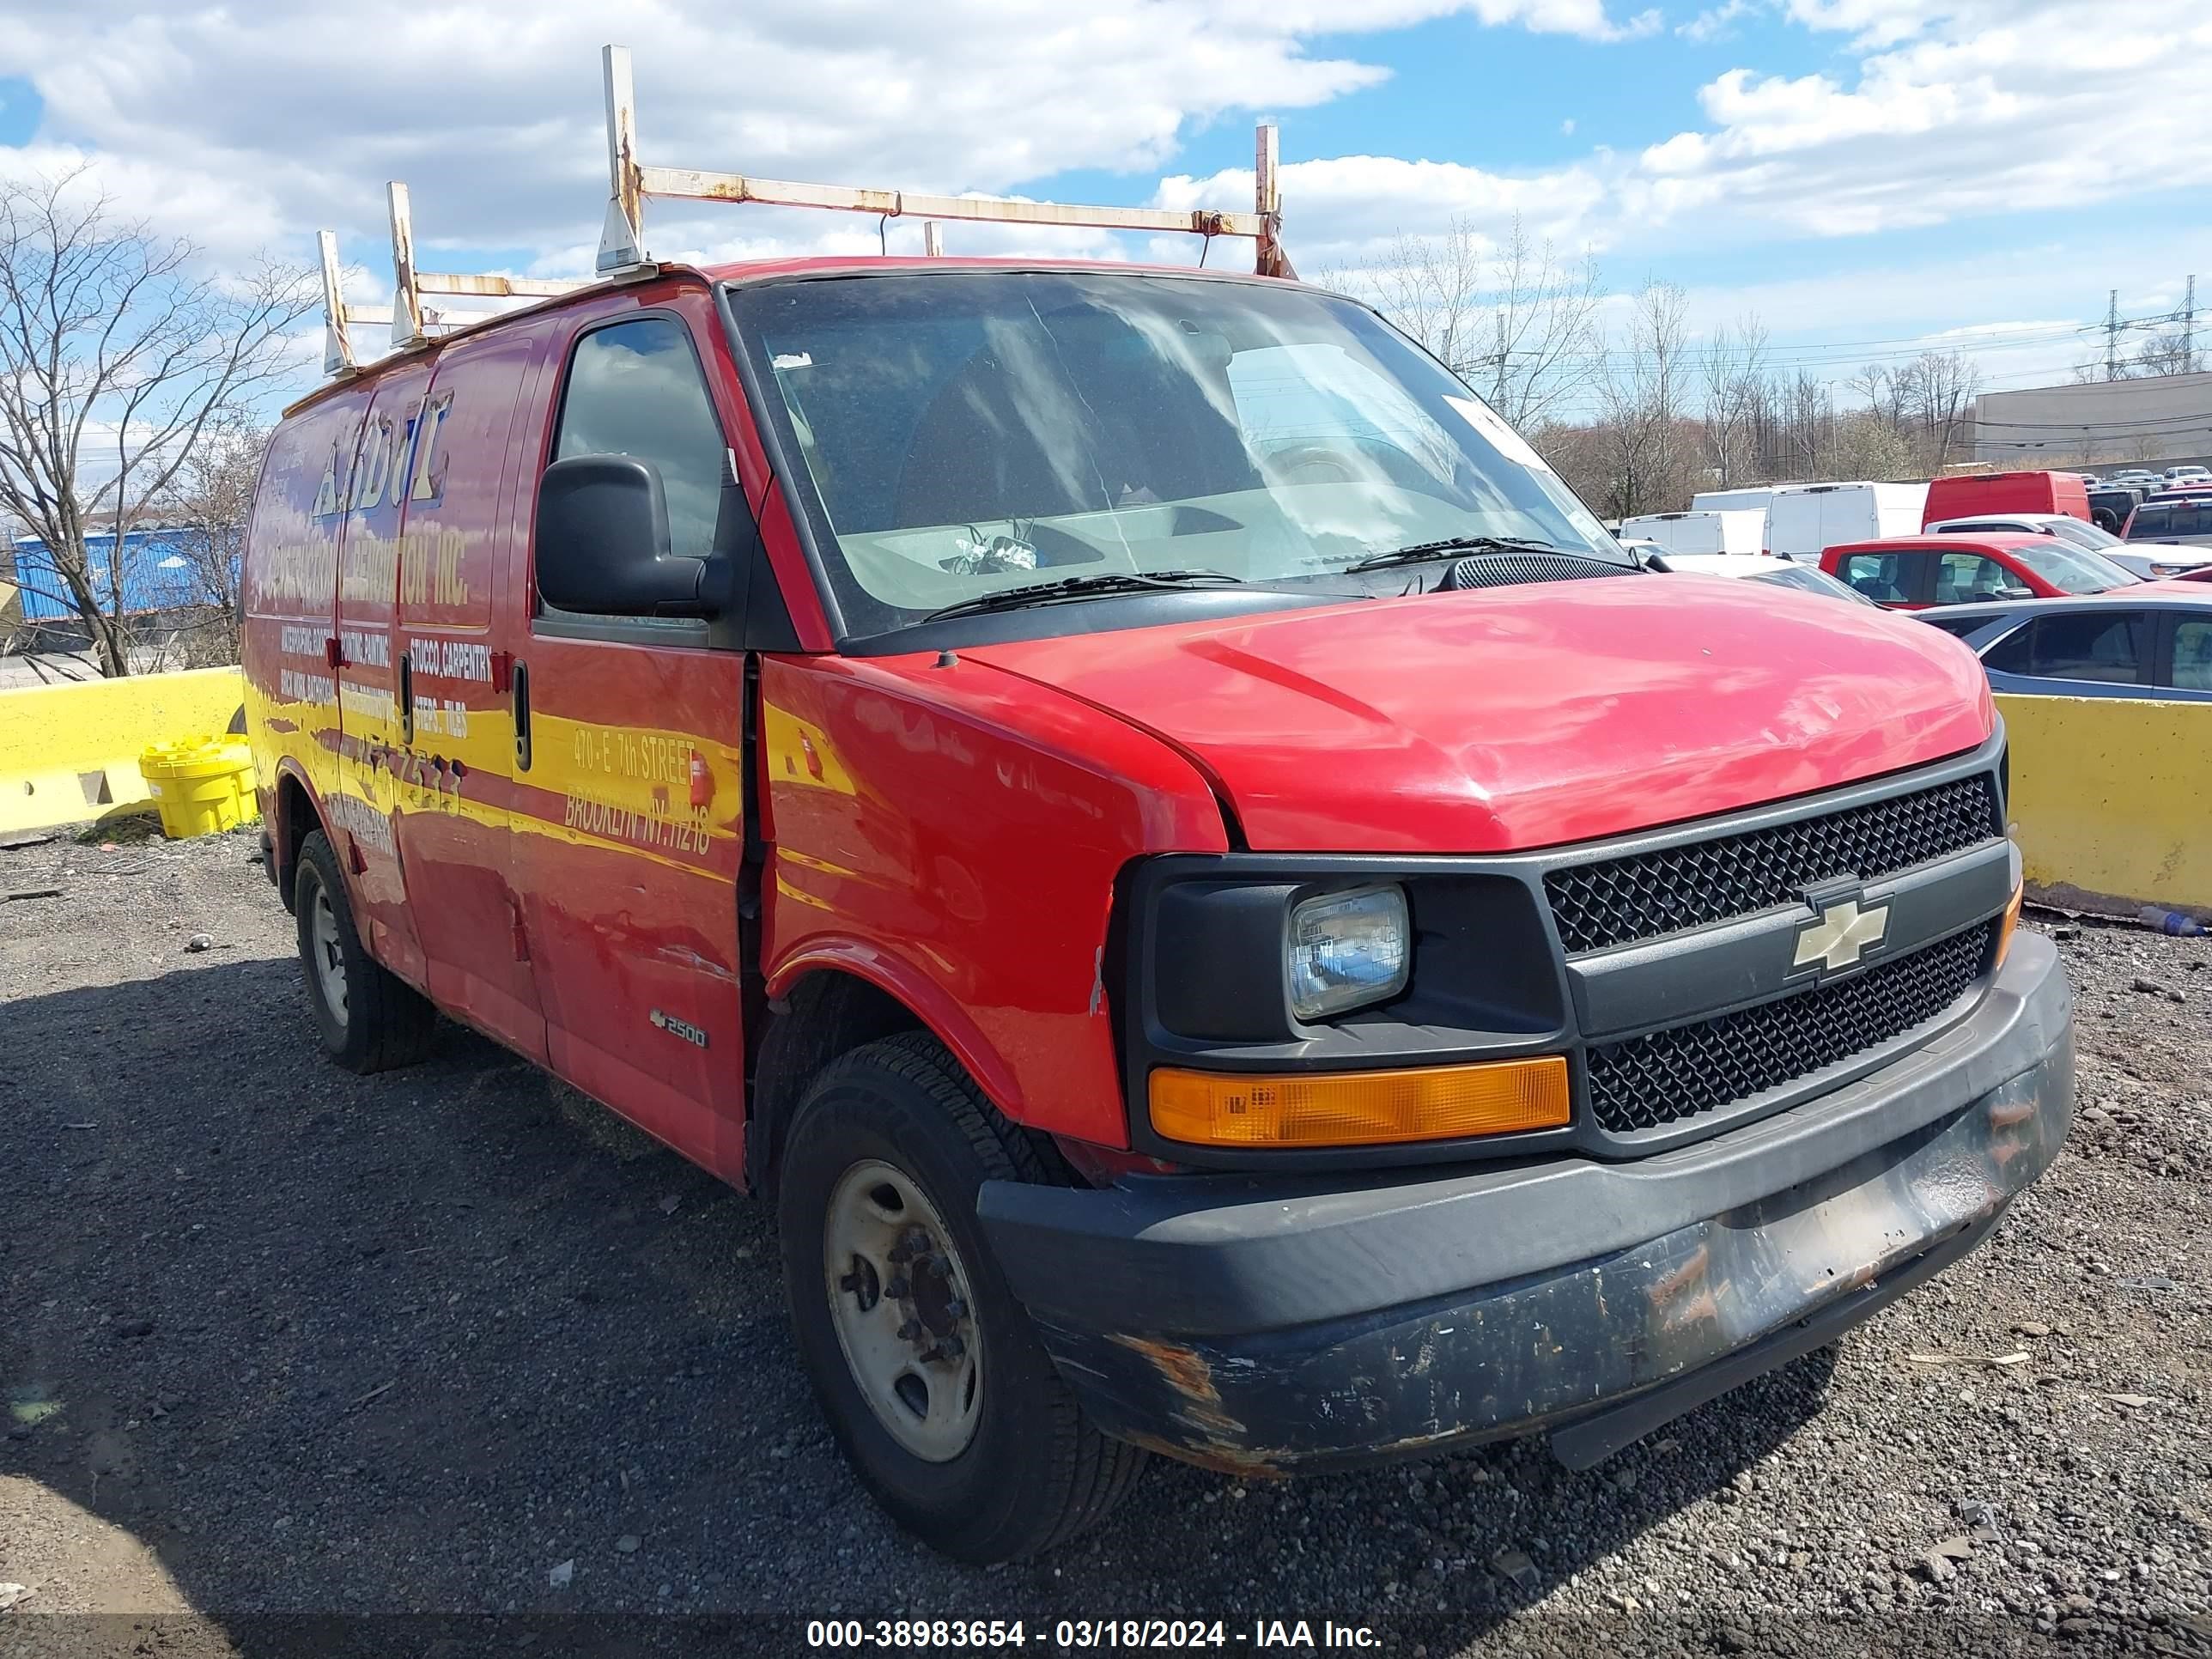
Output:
left=649, top=1009, right=708, bottom=1049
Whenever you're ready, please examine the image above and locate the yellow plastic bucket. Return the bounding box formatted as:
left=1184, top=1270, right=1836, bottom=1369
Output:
left=139, top=736, right=257, bottom=840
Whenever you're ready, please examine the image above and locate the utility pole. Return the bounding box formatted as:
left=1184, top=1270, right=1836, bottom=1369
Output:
left=2185, top=274, right=2197, bottom=374
left=2106, top=289, right=2120, bottom=381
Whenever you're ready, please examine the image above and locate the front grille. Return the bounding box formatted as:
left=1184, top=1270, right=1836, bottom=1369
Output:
left=1584, top=921, right=1996, bottom=1135
left=1546, top=773, right=2001, bottom=955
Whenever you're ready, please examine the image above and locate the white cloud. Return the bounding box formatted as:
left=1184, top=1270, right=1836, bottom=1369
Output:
left=1626, top=0, right=2212, bottom=238
left=1157, top=154, right=1610, bottom=267
left=3, top=0, right=2203, bottom=411
left=0, top=0, right=1656, bottom=273
left=1678, top=0, right=1759, bottom=40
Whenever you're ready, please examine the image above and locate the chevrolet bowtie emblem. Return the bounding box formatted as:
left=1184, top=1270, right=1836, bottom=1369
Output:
left=1794, top=897, right=1890, bottom=973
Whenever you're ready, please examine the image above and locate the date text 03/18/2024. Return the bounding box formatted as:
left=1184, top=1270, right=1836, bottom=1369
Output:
left=804, top=1619, right=1383, bottom=1649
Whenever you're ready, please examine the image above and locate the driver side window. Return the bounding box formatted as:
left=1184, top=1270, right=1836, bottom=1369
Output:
left=1936, top=553, right=2014, bottom=604
left=552, top=317, right=727, bottom=563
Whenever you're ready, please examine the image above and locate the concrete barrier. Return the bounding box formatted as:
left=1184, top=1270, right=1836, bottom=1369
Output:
left=0, top=665, right=246, bottom=837
left=1996, top=692, right=2211, bottom=915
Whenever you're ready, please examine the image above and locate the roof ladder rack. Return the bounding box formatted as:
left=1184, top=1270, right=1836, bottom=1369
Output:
left=386, top=182, right=591, bottom=351
left=592, top=43, right=1296, bottom=279
left=317, top=230, right=393, bottom=379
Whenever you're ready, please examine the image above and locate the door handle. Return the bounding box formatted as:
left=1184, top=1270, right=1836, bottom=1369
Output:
left=513, top=660, right=532, bottom=772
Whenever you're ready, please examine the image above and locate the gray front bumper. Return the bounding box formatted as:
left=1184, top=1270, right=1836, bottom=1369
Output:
left=980, top=933, right=2073, bottom=1474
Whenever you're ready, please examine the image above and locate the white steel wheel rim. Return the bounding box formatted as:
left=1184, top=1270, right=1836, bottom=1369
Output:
left=310, top=881, right=349, bottom=1028
left=822, top=1158, right=983, bottom=1463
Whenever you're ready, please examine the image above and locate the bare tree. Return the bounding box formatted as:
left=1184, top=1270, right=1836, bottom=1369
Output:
left=0, top=170, right=314, bottom=676
left=150, top=419, right=268, bottom=668
left=1893, top=349, right=1980, bottom=471
left=1701, top=313, right=1771, bottom=487
left=1779, top=369, right=1834, bottom=479
left=1331, top=216, right=1606, bottom=430
left=1594, top=282, right=1695, bottom=515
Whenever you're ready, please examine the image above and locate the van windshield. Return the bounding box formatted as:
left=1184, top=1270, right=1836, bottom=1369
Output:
left=725, top=270, right=1620, bottom=638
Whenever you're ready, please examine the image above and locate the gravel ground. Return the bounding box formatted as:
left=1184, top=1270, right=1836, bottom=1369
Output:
left=1, top=828, right=2207, bottom=1658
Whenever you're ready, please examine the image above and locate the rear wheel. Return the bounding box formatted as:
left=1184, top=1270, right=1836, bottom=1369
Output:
left=292, top=829, right=436, bottom=1073
left=777, top=1032, right=1146, bottom=1561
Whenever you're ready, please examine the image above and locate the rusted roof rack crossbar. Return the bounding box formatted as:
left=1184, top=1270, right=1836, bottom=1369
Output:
left=593, top=45, right=1293, bottom=279
left=316, top=42, right=1294, bottom=381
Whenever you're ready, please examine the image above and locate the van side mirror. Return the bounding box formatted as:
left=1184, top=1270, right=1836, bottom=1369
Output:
left=535, top=455, right=732, bottom=618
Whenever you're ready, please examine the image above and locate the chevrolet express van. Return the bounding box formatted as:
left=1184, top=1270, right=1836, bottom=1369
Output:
left=245, top=256, right=2072, bottom=1562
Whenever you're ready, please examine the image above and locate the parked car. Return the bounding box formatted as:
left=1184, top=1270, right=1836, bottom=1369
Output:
left=1916, top=591, right=2212, bottom=699
left=246, top=248, right=2066, bottom=1562
left=1617, top=507, right=1766, bottom=557
left=1920, top=469, right=2090, bottom=528
left=1766, top=482, right=1929, bottom=560
left=1822, top=532, right=2139, bottom=608
left=1924, top=512, right=2130, bottom=555
left=2120, top=497, right=2212, bottom=551
left=1645, top=550, right=1875, bottom=604
left=2163, top=465, right=2210, bottom=483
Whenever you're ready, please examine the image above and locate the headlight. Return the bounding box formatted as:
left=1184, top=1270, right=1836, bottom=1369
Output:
left=1287, top=885, right=1410, bottom=1021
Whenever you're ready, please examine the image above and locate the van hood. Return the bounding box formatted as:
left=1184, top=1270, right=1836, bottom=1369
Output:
left=964, top=576, right=1994, bottom=854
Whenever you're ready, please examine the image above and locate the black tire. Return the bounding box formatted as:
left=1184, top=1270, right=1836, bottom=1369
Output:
left=292, top=829, right=436, bottom=1073
left=776, top=1031, right=1146, bottom=1562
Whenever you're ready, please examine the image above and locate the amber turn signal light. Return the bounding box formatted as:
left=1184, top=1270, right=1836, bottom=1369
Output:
left=1149, top=1055, right=1571, bottom=1149
left=1996, top=878, right=2024, bottom=965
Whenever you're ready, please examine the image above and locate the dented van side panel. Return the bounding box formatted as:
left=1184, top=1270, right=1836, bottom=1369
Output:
left=500, top=284, right=752, bottom=1179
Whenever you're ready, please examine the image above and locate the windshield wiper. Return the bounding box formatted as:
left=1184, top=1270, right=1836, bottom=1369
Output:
left=1345, top=536, right=1567, bottom=573
left=922, top=569, right=1242, bottom=623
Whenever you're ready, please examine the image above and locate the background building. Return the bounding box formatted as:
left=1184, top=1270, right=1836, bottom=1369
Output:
left=1966, top=372, right=2212, bottom=471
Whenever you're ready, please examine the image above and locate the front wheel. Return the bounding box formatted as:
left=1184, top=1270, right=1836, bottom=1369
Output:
left=292, top=829, right=436, bottom=1073
left=777, top=1033, right=1146, bottom=1561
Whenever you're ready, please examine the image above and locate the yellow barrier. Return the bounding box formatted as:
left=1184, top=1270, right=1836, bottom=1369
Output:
left=1996, top=692, right=2211, bottom=915
left=0, top=665, right=246, bottom=836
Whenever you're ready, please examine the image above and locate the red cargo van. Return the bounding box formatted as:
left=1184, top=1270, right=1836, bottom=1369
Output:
left=1922, top=470, right=2091, bottom=528
left=245, top=143, right=2069, bottom=1563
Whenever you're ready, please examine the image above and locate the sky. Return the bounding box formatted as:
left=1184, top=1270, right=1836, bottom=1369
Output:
left=2, top=0, right=2209, bottom=417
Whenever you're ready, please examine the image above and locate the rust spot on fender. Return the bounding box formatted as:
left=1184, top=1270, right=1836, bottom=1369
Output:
left=1988, top=1097, right=2036, bottom=1128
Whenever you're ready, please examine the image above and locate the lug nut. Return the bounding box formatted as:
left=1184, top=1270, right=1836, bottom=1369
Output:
left=937, top=1334, right=966, bottom=1359
left=888, top=1241, right=914, bottom=1265
left=943, top=1297, right=967, bottom=1320
left=896, top=1319, right=922, bottom=1341
left=885, top=1276, right=910, bottom=1299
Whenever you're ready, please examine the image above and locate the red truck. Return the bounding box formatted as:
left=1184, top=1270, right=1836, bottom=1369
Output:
left=243, top=97, right=2070, bottom=1564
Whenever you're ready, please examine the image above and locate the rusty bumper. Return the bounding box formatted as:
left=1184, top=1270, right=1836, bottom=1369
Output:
left=978, top=933, right=2072, bottom=1475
